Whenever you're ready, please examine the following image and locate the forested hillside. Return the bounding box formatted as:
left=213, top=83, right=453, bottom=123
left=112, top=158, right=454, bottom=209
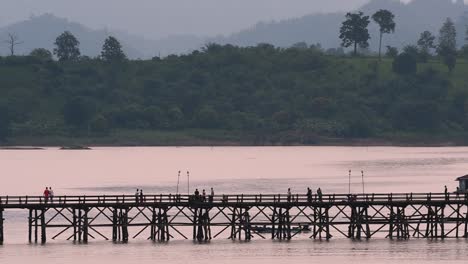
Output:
left=1, top=43, right=468, bottom=145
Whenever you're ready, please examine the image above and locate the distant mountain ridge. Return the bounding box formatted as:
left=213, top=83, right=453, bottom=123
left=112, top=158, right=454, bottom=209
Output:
left=1, top=0, right=468, bottom=58
left=212, top=0, right=468, bottom=51
left=0, top=13, right=205, bottom=58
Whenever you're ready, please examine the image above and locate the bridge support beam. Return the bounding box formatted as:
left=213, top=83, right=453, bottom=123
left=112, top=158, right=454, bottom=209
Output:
left=389, top=206, right=409, bottom=240
left=272, top=207, right=291, bottom=240
left=72, top=208, right=89, bottom=243
left=193, top=207, right=211, bottom=242
left=312, top=206, right=331, bottom=240
left=348, top=206, right=370, bottom=240
left=229, top=207, right=251, bottom=241
left=425, top=205, right=445, bottom=239
left=0, top=208, right=4, bottom=245
left=112, top=208, right=129, bottom=242
left=150, top=207, right=170, bottom=242
left=28, top=208, right=46, bottom=244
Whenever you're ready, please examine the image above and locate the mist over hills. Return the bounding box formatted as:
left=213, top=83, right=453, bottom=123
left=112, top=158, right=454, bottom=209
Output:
left=1, top=0, right=468, bottom=58
left=0, top=14, right=205, bottom=58
left=213, top=0, right=468, bottom=51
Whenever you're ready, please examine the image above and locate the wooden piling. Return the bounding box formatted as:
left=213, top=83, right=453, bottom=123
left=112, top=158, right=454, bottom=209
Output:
left=0, top=208, right=4, bottom=245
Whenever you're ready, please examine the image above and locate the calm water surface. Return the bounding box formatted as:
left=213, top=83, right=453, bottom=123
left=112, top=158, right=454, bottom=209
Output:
left=1, top=147, right=468, bottom=263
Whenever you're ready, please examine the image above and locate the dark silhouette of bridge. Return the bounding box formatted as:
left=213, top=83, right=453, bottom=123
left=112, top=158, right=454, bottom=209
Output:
left=1, top=192, right=467, bottom=244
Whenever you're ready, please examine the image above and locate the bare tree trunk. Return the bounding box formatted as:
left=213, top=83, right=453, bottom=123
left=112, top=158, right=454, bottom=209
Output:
left=354, top=42, right=357, bottom=56
left=378, top=32, right=383, bottom=61
left=4, top=33, right=23, bottom=56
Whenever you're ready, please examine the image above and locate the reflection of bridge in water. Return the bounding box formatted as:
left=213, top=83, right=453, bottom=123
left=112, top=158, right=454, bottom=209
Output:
left=1, top=193, right=468, bottom=244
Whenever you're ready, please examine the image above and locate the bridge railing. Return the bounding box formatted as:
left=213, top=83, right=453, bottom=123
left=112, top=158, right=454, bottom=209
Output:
left=0, top=192, right=467, bottom=206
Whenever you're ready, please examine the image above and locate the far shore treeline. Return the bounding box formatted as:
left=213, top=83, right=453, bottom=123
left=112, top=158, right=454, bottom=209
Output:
left=2, top=9, right=468, bottom=146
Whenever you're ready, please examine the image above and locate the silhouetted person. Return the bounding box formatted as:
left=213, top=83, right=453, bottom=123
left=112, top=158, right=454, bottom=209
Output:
left=194, top=189, right=200, bottom=201
left=49, top=187, right=54, bottom=203
left=317, top=188, right=323, bottom=202
left=135, top=189, right=140, bottom=203
left=209, top=187, right=214, bottom=202
left=140, top=189, right=144, bottom=203
left=445, top=185, right=448, bottom=200
left=307, top=187, right=312, bottom=203
left=43, top=187, right=49, bottom=204
left=202, top=189, right=206, bottom=202
left=287, top=188, right=292, bottom=202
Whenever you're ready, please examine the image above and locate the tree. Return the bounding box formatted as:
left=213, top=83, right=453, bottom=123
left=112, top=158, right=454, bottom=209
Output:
left=437, top=18, right=457, bottom=72
left=372, top=9, right=396, bottom=60
left=385, top=46, right=398, bottom=58
left=53, top=31, right=80, bottom=61
left=101, top=36, right=127, bottom=62
left=403, top=45, right=420, bottom=61
left=417, top=31, right=436, bottom=62
left=392, top=52, right=417, bottom=75
left=29, top=48, right=53, bottom=61
left=339, top=12, right=371, bottom=55
left=4, top=33, right=23, bottom=56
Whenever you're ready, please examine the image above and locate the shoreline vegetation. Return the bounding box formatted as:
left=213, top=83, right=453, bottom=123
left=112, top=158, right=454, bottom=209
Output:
left=2, top=129, right=468, bottom=147
left=2, top=10, right=468, bottom=147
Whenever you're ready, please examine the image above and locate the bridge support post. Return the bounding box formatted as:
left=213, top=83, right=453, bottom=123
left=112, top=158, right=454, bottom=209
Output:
left=272, top=207, right=291, bottom=240
left=73, top=208, right=89, bottom=243
left=229, top=207, right=251, bottom=241
left=151, top=207, right=170, bottom=241
left=0, top=208, right=4, bottom=245
left=389, top=206, right=409, bottom=240
left=312, top=206, right=331, bottom=240
left=112, top=208, right=129, bottom=242
left=193, top=207, right=211, bottom=242
left=348, top=206, right=370, bottom=240
left=28, top=209, right=46, bottom=244
left=425, top=205, right=445, bottom=239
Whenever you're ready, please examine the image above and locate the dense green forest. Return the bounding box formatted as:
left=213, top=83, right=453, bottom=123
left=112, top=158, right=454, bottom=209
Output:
left=1, top=43, right=468, bottom=146
left=1, top=11, right=468, bottom=146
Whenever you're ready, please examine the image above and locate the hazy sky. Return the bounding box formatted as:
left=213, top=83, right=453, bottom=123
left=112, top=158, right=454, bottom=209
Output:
left=0, top=0, right=423, bottom=39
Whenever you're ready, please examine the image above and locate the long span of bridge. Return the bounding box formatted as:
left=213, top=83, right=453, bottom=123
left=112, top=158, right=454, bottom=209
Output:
left=1, top=192, right=467, bottom=244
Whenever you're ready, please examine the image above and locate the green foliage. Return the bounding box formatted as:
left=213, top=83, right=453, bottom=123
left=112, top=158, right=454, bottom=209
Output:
left=372, top=9, right=396, bottom=59
left=0, top=43, right=467, bottom=144
left=339, top=12, right=371, bottom=55
left=385, top=46, right=398, bottom=58
left=29, top=48, right=53, bottom=61
left=62, top=97, right=95, bottom=128
left=53, top=31, right=81, bottom=62
left=392, top=52, right=417, bottom=75
left=417, top=31, right=436, bottom=62
left=437, top=18, right=457, bottom=72
left=101, top=36, right=127, bottom=62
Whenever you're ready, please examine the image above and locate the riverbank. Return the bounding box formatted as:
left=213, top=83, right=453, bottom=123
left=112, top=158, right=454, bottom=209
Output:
left=2, top=129, right=468, bottom=147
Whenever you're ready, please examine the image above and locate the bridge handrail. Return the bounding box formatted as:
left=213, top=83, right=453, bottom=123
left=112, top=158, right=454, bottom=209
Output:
left=0, top=192, right=466, bottom=206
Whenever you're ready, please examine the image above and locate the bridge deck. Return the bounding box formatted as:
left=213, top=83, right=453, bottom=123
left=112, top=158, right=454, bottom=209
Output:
left=1, top=193, right=467, bottom=244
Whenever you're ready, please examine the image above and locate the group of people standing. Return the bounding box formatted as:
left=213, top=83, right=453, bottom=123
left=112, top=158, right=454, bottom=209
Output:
left=43, top=187, right=55, bottom=203
left=193, top=187, right=215, bottom=202
left=287, top=187, right=323, bottom=202
left=135, top=189, right=145, bottom=203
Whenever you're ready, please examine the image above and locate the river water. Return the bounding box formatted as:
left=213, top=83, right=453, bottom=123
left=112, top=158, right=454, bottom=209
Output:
left=1, top=146, right=468, bottom=263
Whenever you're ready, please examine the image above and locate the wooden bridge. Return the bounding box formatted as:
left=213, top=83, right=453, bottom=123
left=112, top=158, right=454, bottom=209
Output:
left=1, top=192, right=468, bottom=244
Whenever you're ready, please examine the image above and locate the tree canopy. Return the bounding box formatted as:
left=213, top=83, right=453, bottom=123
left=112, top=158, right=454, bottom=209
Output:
left=372, top=9, right=396, bottom=60
left=339, top=12, right=371, bottom=55
left=101, top=36, right=127, bottom=62
left=53, top=31, right=81, bottom=61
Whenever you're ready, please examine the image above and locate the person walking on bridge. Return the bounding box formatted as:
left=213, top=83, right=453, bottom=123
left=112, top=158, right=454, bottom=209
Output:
left=209, top=188, right=214, bottom=202
left=140, top=189, right=144, bottom=203
left=307, top=187, right=312, bottom=203
left=43, top=187, right=50, bottom=204
left=135, top=189, right=140, bottom=204
left=49, top=187, right=54, bottom=203
left=287, top=188, right=292, bottom=202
